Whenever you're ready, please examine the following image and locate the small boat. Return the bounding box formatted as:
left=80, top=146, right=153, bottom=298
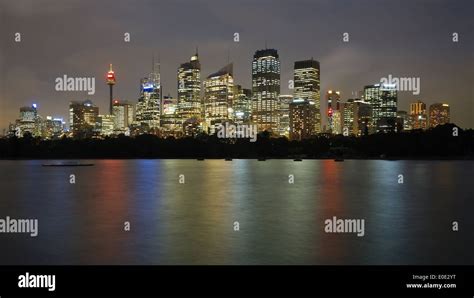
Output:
left=334, top=158, right=344, bottom=162
left=42, top=163, right=94, bottom=167
left=197, top=158, right=205, bottom=161
left=225, top=158, right=233, bottom=161
left=293, top=158, right=303, bottom=162
left=257, top=158, right=266, bottom=161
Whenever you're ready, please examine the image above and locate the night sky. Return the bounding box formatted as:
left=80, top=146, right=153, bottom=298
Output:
left=1, top=0, right=473, bottom=132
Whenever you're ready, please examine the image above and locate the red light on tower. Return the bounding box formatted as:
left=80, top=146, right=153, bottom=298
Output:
left=106, top=64, right=116, bottom=85
left=328, top=107, right=333, bottom=117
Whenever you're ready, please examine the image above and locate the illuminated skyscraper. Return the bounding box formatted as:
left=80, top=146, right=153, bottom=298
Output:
left=429, top=103, right=450, bottom=128
left=204, top=63, right=234, bottom=134
left=69, top=100, right=99, bottom=138
left=342, top=99, right=355, bottom=135
left=364, top=84, right=397, bottom=133
left=136, top=58, right=161, bottom=132
left=98, top=114, right=115, bottom=136
left=233, top=85, right=252, bottom=125
left=178, top=50, right=202, bottom=134
left=326, top=90, right=341, bottom=134
left=289, top=98, right=316, bottom=141
left=278, top=95, right=293, bottom=138
left=410, top=100, right=427, bottom=130
left=112, top=100, right=134, bottom=133
left=160, top=95, right=181, bottom=137
left=294, top=59, right=321, bottom=133
left=14, top=104, right=39, bottom=137
left=252, top=49, right=280, bottom=134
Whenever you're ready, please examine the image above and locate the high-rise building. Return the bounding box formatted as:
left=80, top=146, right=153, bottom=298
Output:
left=98, top=114, right=115, bottom=136
left=252, top=49, right=280, bottom=134
left=429, top=103, right=450, bottom=128
left=136, top=59, right=161, bottom=132
left=178, top=50, right=202, bottom=135
left=409, top=100, right=427, bottom=130
left=233, top=85, right=252, bottom=125
left=278, top=95, right=293, bottom=138
left=342, top=99, right=355, bottom=135
left=326, top=90, right=341, bottom=134
left=14, top=104, right=39, bottom=137
left=160, top=95, right=181, bottom=137
left=43, top=116, right=65, bottom=139
left=364, top=84, right=397, bottom=133
left=69, top=100, right=99, bottom=138
left=294, top=59, right=321, bottom=133
left=112, top=100, right=134, bottom=134
left=204, top=63, right=234, bottom=134
left=397, top=110, right=412, bottom=131
left=289, top=98, right=316, bottom=141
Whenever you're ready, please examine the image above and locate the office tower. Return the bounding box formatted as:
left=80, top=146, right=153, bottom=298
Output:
left=343, top=99, right=355, bottom=135
left=178, top=50, right=202, bottom=135
left=278, top=95, right=293, bottom=138
left=429, top=103, right=450, bottom=128
left=106, top=64, right=116, bottom=115
left=204, top=63, right=234, bottom=134
left=69, top=100, right=99, bottom=138
left=409, top=100, right=428, bottom=130
left=136, top=59, right=161, bottom=132
left=252, top=49, right=280, bottom=134
left=160, top=95, right=181, bottom=137
left=332, top=110, right=342, bottom=134
left=289, top=98, right=316, bottom=141
left=112, top=100, right=134, bottom=133
left=98, top=114, right=115, bottom=136
left=364, top=84, right=397, bottom=133
left=326, top=90, right=341, bottom=134
left=43, top=116, right=65, bottom=139
left=233, top=85, right=252, bottom=125
left=396, top=111, right=412, bottom=131
left=353, top=99, right=372, bottom=136
left=294, top=59, right=321, bottom=133
left=14, top=104, right=39, bottom=137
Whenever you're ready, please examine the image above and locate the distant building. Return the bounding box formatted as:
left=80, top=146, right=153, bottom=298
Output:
left=429, top=103, right=450, bottom=128
left=98, top=114, right=115, bottom=136
left=326, top=90, right=341, bottom=134
left=342, top=99, right=355, bottom=135
left=14, top=104, right=39, bottom=137
left=252, top=48, right=280, bottom=134
left=136, top=59, right=161, bottom=133
left=178, top=51, right=202, bottom=135
left=69, top=100, right=99, bottom=138
left=289, top=98, right=316, bottom=141
left=294, top=59, right=321, bottom=133
left=410, top=100, right=427, bottom=130
left=160, top=95, right=181, bottom=137
left=364, top=84, right=397, bottom=133
left=278, top=95, right=293, bottom=138
left=43, top=116, right=65, bottom=139
left=112, top=100, right=134, bottom=134
left=233, top=85, right=252, bottom=125
left=204, top=63, right=234, bottom=134
left=397, top=110, right=412, bottom=131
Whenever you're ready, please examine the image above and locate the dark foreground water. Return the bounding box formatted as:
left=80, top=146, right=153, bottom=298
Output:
left=0, top=159, right=472, bottom=265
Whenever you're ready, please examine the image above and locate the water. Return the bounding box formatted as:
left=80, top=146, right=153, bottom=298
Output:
left=0, top=159, right=472, bottom=265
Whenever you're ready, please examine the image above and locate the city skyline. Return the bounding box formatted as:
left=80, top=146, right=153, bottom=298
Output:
left=1, top=0, right=472, bottom=132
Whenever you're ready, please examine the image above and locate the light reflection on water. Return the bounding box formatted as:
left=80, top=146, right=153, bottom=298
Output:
left=0, top=159, right=472, bottom=265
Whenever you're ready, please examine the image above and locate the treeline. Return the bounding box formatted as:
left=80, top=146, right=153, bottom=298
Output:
left=0, top=124, right=472, bottom=159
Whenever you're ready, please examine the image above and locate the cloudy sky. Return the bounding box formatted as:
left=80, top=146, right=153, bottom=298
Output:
left=1, top=0, right=473, bottom=132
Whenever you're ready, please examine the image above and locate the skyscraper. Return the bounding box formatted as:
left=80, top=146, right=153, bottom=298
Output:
left=326, top=90, right=341, bottom=134
left=160, top=95, right=181, bottom=137
left=136, top=59, right=161, bottom=132
left=289, top=98, right=316, bottom=141
left=364, top=84, right=397, bottom=133
left=112, top=100, right=134, bottom=133
left=294, top=59, right=321, bottom=133
left=233, top=85, right=252, bottom=125
left=410, top=100, right=428, bottom=130
left=69, top=100, right=99, bottom=138
left=178, top=50, right=202, bottom=135
left=252, top=49, right=280, bottom=134
left=278, top=95, right=293, bottom=138
left=204, top=63, right=234, bottom=134
left=429, top=103, right=450, bottom=128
